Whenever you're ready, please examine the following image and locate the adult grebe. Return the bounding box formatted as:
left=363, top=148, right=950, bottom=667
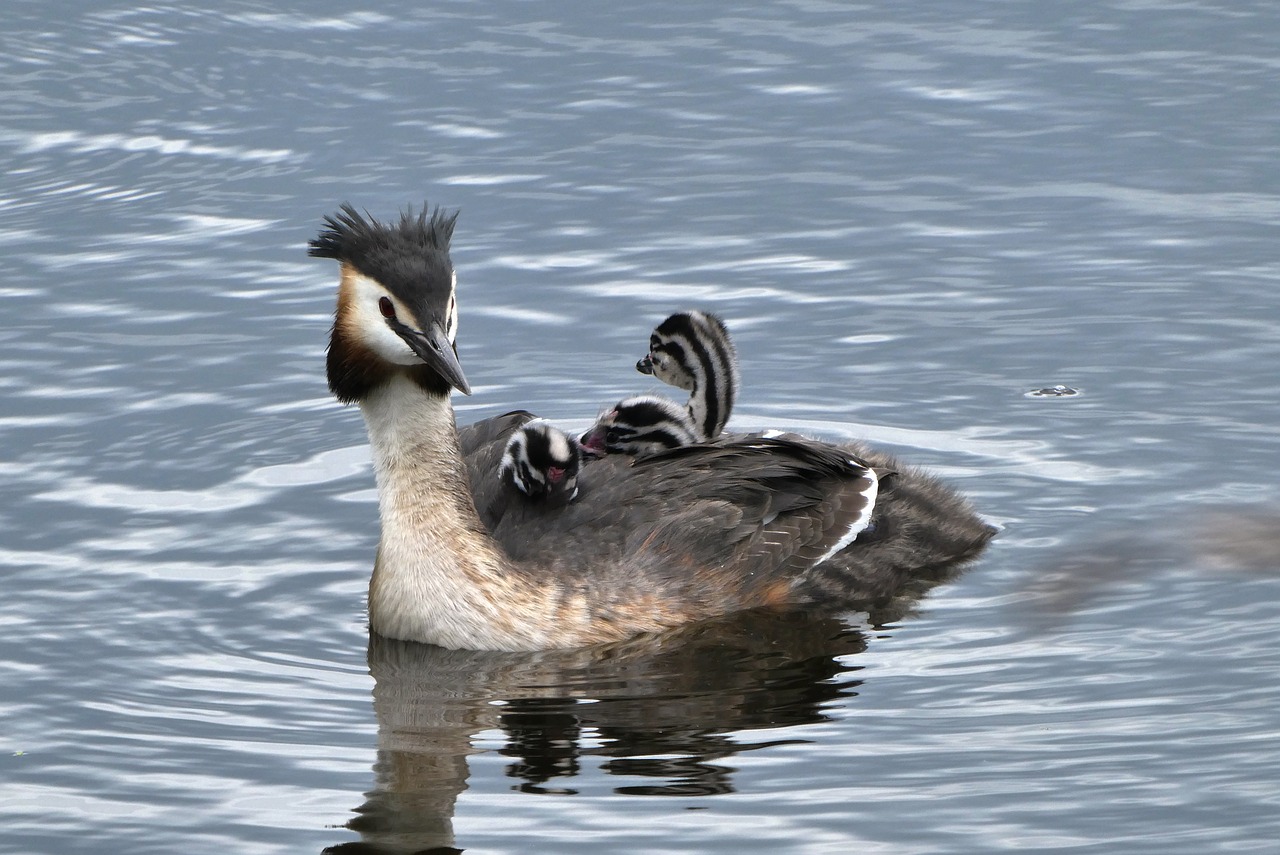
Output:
left=309, top=203, right=994, bottom=651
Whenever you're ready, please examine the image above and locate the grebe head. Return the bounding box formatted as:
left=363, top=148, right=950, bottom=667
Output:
left=579, top=394, right=698, bottom=457
left=500, top=420, right=583, bottom=505
left=636, top=311, right=734, bottom=391
left=308, top=203, right=470, bottom=403
left=635, top=310, right=738, bottom=440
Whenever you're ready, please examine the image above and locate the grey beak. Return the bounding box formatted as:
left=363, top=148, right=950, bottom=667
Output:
left=636, top=354, right=654, bottom=375
left=391, top=318, right=472, bottom=395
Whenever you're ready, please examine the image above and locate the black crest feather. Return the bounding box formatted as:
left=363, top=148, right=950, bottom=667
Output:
left=308, top=202, right=459, bottom=270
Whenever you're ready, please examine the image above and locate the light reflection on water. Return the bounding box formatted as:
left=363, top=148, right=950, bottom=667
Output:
left=3, top=0, right=1280, bottom=853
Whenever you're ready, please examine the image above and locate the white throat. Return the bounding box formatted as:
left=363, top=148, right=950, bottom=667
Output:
left=357, top=375, right=507, bottom=647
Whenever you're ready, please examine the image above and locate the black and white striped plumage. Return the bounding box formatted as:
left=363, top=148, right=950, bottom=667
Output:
left=581, top=310, right=739, bottom=458
left=637, top=310, right=738, bottom=441
left=579, top=394, right=698, bottom=458
left=458, top=411, right=581, bottom=531
left=500, top=419, right=582, bottom=504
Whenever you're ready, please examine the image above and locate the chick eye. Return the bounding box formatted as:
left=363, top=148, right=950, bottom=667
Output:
left=378, top=297, right=396, bottom=319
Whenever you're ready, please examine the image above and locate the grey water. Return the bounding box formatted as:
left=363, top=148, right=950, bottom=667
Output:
left=2, top=2, right=1278, bottom=853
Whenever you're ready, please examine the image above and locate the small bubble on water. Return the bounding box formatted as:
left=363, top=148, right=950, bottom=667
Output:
left=1026, top=384, right=1079, bottom=398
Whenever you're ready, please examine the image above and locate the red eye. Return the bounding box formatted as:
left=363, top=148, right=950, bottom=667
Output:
left=378, top=297, right=395, bottom=319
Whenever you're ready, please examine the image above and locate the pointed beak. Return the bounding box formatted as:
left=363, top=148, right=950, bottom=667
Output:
left=636, top=353, right=654, bottom=375
left=389, top=318, right=472, bottom=395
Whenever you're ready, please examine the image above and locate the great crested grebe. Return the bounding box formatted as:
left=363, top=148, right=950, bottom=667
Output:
left=454, top=409, right=585, bottom=529
left=309, top=203, right=995, bottom=651
left=498, top=419, right=582, bottom=503
left=580, top=310, right=736, bottom=456
left=580, top=394, right=698, bottom=457
left=500, top=418, right=581, bottom=500
left=637, top=309, right=738, bottom=440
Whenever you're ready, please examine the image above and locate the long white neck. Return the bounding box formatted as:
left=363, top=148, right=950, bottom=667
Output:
left=359, top=375, right=552, bottom=650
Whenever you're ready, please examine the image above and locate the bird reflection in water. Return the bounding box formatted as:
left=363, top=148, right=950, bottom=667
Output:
left=320, top=597, right=952, bottom=855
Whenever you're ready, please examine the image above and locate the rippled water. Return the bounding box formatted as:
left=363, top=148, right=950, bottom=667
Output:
left=3, top=2, right=1278, bottom=853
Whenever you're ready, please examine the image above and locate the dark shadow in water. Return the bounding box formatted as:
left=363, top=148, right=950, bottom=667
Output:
left=321, top=600, right=940, bottom=855
left=1012, top=504, right=1280, bottom=631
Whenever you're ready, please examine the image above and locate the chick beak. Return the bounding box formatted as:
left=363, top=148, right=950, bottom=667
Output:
left=636, top=353, right=654, bottom=375
left=579, top=426, right=608, bottom=458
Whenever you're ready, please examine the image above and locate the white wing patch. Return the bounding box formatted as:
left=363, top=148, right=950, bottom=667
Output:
left=813, top=467, right=880, bottom=567
left=446, top=271, right=459, bottom=344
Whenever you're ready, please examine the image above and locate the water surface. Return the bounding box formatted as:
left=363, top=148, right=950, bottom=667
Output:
left=2, top=2, right=1278, bottom=853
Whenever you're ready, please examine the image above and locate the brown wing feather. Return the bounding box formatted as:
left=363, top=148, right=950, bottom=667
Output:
left=460, top=429, right=992, bottom=617
left=795, top=442, right=994, bottom=603
left=508, top=438, right=879, bottom=606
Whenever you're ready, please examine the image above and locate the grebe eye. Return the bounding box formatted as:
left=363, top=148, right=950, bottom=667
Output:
left=378, top=297, right=395, bottom=319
